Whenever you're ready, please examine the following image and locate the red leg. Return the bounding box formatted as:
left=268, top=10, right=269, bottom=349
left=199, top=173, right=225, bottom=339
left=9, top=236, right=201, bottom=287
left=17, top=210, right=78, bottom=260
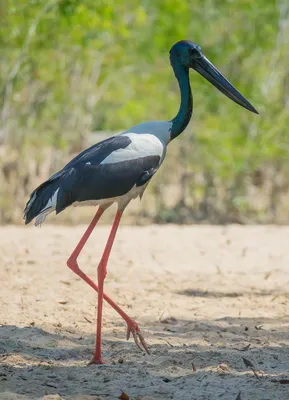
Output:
left=66, top=207, right=149, bottom=358
left=91, top=208, right=122, bottom=364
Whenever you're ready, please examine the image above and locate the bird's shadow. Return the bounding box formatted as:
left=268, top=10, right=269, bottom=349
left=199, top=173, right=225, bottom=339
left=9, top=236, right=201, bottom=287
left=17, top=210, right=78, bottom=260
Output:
left=176, top=287, right=289, bottom=298
left=0, top=312, right=289, bottom=399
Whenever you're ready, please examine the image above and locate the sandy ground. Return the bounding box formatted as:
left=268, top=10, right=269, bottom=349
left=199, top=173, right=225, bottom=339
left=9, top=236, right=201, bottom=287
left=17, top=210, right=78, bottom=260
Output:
left=0, top=224, right=289, bottom=400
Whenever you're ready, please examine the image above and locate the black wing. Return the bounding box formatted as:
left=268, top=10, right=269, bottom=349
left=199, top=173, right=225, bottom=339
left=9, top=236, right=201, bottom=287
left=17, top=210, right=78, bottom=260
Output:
left=49, top=135, right=131, bottom=180
left=24, top=135, right=160, bottom=223
left=55, top=155, right=160, bottom=212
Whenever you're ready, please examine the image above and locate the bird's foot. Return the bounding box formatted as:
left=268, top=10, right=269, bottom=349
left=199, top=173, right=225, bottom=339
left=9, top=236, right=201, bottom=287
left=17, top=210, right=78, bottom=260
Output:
left=87, top=354, right=105, bottom=366
left=126, top=321, right=150, bottom=355
left=87, top=356, right=105, bottom=366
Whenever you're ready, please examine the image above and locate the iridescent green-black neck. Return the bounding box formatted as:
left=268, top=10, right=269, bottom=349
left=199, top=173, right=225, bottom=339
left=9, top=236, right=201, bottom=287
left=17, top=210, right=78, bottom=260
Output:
left=170, top=59, right=193, bottom=141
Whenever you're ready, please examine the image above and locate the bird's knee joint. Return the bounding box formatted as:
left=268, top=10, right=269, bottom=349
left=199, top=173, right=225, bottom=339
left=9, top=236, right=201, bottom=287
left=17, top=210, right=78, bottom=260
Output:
left=67, top=257, right=79, bottom=271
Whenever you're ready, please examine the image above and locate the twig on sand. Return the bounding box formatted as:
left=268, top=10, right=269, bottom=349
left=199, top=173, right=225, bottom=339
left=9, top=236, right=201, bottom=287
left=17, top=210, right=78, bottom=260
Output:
left=242, top=357, right=259, bottom=379
left=235, top=391, right=242, bottom=400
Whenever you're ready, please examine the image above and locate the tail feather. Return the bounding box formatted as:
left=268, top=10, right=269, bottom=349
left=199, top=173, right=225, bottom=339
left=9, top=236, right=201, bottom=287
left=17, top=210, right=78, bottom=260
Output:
left=24, top=180, right=60, bottom=225
left=24, top=167, right=77, bottom=225
left=35, top=208, right=53, bottom=227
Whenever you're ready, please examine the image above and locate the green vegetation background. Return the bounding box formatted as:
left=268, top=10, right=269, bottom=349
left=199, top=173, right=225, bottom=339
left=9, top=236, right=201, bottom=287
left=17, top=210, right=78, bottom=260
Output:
left=1, top=0, right=288, bottom=224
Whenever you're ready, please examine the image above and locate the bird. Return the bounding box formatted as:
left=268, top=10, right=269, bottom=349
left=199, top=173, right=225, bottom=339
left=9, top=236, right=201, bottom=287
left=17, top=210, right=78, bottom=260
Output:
left=24, top=40, right=258, bottom=364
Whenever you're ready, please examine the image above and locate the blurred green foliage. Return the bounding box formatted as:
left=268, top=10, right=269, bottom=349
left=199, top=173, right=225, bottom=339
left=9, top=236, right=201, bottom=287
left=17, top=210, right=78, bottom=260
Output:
left=0, top=0, right=289, bottom=223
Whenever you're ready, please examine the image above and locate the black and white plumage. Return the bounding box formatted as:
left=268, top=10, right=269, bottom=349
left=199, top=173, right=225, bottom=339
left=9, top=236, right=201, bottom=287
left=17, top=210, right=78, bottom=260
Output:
left=24, top=129, right=168, bottom=225
left=24, top=40, right=258, bottom=364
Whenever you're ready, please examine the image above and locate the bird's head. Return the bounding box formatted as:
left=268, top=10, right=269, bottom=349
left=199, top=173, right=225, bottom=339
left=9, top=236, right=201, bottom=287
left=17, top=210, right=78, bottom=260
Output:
left=170, top=40, right=258, bottom=114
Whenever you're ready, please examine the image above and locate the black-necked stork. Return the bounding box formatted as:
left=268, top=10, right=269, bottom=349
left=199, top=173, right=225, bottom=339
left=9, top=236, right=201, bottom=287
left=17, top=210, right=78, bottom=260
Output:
left=24, top=40, right=258, bottom=364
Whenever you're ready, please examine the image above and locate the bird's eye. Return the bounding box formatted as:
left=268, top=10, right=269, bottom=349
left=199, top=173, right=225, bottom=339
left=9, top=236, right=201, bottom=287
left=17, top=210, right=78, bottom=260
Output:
left=189, top=47, right=202, bottom=59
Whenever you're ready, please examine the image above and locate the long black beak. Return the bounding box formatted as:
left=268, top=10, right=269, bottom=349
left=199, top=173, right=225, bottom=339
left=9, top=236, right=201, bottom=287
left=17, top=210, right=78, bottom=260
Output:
left=192, top=56, right=258, bottom=114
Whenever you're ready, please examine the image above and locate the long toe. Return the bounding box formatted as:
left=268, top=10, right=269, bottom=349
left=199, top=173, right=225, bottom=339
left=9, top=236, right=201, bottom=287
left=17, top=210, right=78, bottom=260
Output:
left=136, top=331, right=150, bottom=355
left=127, top=325, right=150, bottom=355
